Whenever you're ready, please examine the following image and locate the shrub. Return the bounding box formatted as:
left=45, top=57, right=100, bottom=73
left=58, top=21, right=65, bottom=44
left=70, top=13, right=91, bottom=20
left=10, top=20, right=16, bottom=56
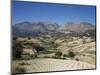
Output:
left=51, top=41, right=55, bottom=44
left=13, top=42, right=23, bottom=59
left=68, top=51, right=75, bottom=58
left=75, top=58, right=79, bottom=61
left=63, top=54, right=68, bottom=57
left=24, top=42, right=30, bottom=45
left=32, top=43, right=45, bottom=52
left=83, top=39, right=86, bottom=44
left=55, top=51, right=62, bottom=58
left=28, top=37, right=31, bottom=40
left=83, top=54, right=85, bottom=56
left=30, top=54, right=36, bottom=58
left=62, top=57, right=66, bottom=60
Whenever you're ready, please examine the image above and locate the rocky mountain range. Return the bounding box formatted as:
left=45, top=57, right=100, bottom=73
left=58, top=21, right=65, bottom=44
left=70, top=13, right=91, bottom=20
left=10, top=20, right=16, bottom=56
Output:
left=63, top=22, right=95, bottom=32
left=12, top=21, right=95, bottom=37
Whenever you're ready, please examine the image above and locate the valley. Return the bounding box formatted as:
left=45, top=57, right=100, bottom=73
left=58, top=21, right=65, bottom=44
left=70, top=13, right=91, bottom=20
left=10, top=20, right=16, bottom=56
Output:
left=12, top=22, right=96, bottom=74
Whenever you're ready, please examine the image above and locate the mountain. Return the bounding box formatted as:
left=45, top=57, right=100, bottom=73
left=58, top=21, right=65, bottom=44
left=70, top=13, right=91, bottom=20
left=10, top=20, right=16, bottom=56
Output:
left=13, top=21, right=60, bottom=37
left=13, top=21, right=95, bottom=37
left=63, top=22, right=95, bottom=32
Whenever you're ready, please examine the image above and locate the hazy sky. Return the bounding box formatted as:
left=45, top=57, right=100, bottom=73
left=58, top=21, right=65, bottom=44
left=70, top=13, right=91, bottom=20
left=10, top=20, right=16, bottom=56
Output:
left=12, top=1, right=96, bottom=25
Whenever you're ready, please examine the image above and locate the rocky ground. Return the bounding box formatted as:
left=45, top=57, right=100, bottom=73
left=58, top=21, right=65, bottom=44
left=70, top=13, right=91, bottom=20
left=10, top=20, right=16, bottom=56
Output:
left=12, top=35, right=96, bottom=74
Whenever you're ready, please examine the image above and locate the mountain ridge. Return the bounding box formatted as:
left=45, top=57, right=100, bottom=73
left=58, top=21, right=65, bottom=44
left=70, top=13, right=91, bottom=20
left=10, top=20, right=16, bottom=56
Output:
left=13, top=21, right=95, bottom=37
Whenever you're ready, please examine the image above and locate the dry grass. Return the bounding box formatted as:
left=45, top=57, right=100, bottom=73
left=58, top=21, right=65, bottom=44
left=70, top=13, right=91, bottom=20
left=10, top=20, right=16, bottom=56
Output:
left=12, top=58, right=95, bottom=73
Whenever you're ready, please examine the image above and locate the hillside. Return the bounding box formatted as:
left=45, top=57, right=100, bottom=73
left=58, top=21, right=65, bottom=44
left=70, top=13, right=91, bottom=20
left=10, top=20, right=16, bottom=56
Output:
left=12, top=21, right=96, bottom=74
